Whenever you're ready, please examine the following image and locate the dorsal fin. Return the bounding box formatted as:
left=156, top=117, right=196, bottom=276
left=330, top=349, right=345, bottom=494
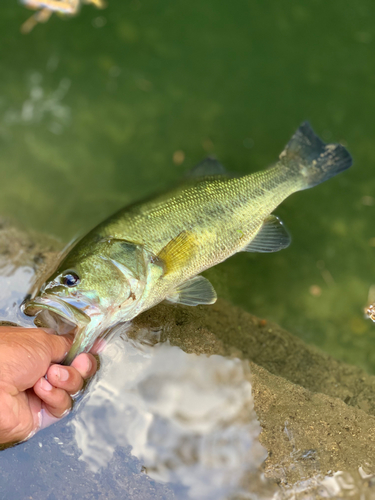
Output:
left=243, top=215, right=291, bottom=253
left=187, top=157, right=228, bottom=178
left=165, top=275, right=217, bottom=306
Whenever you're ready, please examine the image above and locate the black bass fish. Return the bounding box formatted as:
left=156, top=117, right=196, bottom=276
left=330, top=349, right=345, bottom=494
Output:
left=23, top=122, right=352, bottom=364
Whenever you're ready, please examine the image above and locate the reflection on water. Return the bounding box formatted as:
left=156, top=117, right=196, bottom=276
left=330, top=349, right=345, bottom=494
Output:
left=0, top=220, right=59, bottom=328
left=0, top=265, right=34, bottom=325
left=278, top=468, right=375, bottom=499
left=73, top=333, right=267, bottom=499
left=2, top=71, right=71, bottom=136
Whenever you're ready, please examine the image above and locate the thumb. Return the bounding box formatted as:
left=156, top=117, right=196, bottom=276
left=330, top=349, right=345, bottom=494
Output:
left=42, top=329, right=74, bottom=364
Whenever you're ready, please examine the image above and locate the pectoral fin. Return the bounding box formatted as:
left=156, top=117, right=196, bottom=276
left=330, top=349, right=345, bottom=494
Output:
left=158, top=231, right=198, bottom=274
left=166, top=275, right=217, bottom=306
left=243, top=215, right=291, bottom=253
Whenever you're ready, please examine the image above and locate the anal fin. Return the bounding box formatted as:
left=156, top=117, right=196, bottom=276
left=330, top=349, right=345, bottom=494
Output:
left=166, top=275, right=217, bottom=306
left=244, top=215, right=291, bottom=253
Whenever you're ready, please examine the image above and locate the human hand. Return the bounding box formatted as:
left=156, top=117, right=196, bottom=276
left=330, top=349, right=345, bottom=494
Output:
left=0, top=327, right=97, bottom=445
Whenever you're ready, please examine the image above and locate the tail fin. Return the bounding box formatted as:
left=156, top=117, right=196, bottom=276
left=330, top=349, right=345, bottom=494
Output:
left=279, top=122, right=352, bottom=190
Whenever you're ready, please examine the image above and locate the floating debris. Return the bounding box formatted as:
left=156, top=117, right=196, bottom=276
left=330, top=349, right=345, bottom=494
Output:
left=309, top=284, right=322, bottom=297
left=20, top=0, right=106, bottom=34
left=364, top=284, right=375, bottom=322
left=172, top=149, right=185, bottom=165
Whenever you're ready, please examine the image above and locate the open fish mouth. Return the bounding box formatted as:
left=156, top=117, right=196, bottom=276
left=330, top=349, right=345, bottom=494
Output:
left=22, top=295, right=91, bottom=335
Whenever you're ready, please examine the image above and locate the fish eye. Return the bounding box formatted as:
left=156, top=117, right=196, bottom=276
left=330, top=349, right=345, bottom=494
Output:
left=62, top=272, right=80, bottom=287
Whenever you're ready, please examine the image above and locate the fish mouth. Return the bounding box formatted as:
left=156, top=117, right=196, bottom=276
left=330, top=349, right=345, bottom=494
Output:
left=22, top=295, right=91, bottom=335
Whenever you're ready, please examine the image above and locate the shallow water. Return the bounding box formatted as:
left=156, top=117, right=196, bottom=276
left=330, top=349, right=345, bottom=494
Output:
left=73, top=338, right=265, bottom=498
left=1, top=0, right=375, bottom=498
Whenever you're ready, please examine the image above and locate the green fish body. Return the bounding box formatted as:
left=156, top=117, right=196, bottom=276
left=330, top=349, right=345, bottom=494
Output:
left=23, top=122, right=352, bottom=364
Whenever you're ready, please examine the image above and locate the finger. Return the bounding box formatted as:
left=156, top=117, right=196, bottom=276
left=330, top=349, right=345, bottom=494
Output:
left=43, top=331, right=75, bottom=364
left=0, top=328, right=74, bottom=391
left=0, top=326, right=74, bottom=364
left=33, top=377, right=72, bottom=418
left=71, top=353, right=97, bottom=379
left=46, top=365, right=84, bottom=395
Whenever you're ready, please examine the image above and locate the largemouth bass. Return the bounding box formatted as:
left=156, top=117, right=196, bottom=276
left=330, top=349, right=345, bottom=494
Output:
left=23, top=122, right=352, bottom=364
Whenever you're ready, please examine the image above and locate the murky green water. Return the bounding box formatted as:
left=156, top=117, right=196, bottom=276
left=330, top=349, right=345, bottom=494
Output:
left=1, top=1, right=375, bottom=498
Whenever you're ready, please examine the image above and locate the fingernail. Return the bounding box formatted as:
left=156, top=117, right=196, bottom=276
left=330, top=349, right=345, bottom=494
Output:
left=86, top=357, right=92, bottom=373
left=40, top=377, right=53, bottom=392
left=55, top=367, right=69, bottom=382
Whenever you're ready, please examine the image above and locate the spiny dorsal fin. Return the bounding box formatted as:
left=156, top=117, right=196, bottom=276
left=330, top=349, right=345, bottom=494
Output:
left=187, top=157, right=228, bottom=178
left=165, top=275, right=217, bottom=306
left=243, top=215, right=291, bottom=253
left=158, top=230, right=198, bottom=274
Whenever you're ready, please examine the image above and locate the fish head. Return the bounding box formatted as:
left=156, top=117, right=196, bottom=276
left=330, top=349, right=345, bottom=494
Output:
left=22, top=238, right=152, bottom=362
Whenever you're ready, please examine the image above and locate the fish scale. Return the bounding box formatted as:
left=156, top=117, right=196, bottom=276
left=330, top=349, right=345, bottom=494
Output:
left=94, top=169, right=298, bottom=275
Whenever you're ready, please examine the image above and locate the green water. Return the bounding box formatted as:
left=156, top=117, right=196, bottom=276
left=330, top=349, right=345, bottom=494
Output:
left=1, top=0, right=375, bottom=371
